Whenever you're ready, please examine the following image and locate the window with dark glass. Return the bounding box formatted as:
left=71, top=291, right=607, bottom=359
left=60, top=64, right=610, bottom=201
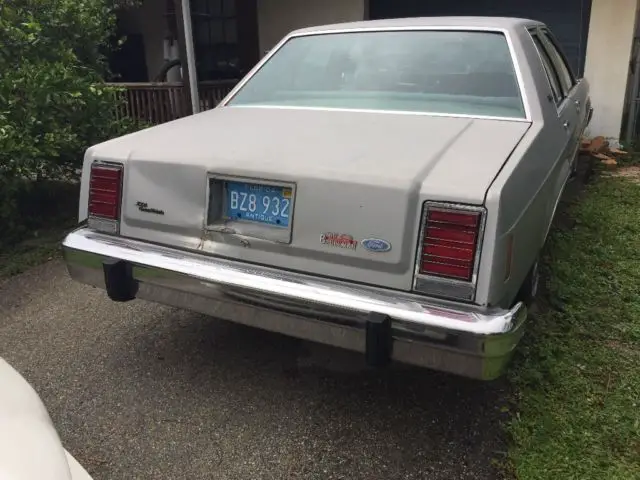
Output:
left=540, top=29, right=576, bottom=95
left=531, top=32, right=563, bottom=104
left=191, top=0, right=239, bottom=80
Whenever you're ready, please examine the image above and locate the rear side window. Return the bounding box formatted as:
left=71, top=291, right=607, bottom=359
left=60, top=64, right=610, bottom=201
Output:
left=540, top=29, right=576, bottom=95
left=530, top=32, right=563, bottom=104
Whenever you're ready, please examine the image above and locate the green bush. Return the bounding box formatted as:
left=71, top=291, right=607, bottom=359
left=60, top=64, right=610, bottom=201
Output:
left=0, top=178, right=79, bottom=248
left=0, top=0, right=138, bottom=247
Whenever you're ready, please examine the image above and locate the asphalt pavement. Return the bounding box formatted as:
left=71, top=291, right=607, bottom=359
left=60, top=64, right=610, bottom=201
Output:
left=0, top=260, right=510, bottom=479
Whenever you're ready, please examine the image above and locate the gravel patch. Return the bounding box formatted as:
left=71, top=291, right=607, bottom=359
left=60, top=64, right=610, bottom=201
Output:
left=0, top=261, right=509, bottom=479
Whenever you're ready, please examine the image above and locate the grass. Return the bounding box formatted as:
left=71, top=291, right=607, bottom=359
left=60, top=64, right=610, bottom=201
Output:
left=0, top=223, right=76, bottom=279
left=507, top=172, right=640, bottom=479
left=0, top=180, right=78, bottom=279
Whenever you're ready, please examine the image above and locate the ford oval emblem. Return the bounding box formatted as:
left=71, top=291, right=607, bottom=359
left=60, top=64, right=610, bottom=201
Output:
left=361, top=238, right=392, bottom=253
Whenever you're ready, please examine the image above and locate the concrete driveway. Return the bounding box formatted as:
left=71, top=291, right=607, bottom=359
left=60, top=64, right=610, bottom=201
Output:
left=0, top=260, right=509, bottom=479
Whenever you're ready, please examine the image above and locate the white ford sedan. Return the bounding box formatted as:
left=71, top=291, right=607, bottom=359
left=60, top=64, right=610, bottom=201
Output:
left=63, top=17, right=591, bottom=380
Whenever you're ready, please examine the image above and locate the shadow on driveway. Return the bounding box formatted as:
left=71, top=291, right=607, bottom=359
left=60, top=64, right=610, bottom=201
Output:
left=91, top=310, right=510, bottom=479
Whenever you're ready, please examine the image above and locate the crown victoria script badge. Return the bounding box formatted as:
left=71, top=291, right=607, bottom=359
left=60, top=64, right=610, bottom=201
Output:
left=320, top=232, right=358, bottom=250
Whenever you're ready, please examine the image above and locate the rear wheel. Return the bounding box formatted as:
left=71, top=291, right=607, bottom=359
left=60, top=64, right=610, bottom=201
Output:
left=569, top=149, right=580, bottom=180
left=516, top=257, right=540, bottom=306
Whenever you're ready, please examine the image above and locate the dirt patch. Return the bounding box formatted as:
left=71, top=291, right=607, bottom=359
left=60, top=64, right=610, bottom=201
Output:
left=610, top=165, right=640, bottom=183
left=606, top=340, right=640, bottom=358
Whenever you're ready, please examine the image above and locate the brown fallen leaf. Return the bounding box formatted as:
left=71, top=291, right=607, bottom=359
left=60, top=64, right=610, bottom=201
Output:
left=608, top=147, right=628, bottom=155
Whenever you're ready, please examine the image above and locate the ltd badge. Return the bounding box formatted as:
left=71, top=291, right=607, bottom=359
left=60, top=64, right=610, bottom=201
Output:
left=361, top=238, right=392, bottom=253
left=136, top=201, right=165, bottom=215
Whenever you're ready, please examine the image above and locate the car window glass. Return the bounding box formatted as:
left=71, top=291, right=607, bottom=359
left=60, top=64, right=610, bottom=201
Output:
left=530, top=32, right=563, bottom=104
left=540, top=30, right=576, bottom=94
left=228, top=30, right=527, bottom=119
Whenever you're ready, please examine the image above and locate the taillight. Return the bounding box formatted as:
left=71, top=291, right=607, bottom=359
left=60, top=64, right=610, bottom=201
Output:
left=419, top=205, right=484, bottom=283
left=88, top=162, right=123, bottom=234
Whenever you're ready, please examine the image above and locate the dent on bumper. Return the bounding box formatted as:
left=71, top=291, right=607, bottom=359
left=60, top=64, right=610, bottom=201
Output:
left=62, top=228, right=527, bottom=380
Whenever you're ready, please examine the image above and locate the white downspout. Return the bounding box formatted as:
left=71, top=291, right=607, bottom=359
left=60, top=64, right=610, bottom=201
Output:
left=181, top=0, right=200, bottom=113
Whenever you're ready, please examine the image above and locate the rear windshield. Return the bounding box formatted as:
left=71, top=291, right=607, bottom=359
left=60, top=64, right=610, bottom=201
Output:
left=227, top=30, right=526, bottom=119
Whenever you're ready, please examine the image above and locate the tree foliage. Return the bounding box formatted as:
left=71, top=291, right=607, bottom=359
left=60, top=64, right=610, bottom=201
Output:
left=0, top=0, right=137, bottom=246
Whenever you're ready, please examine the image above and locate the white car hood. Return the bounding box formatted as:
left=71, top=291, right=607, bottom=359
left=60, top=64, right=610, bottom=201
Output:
left=0, top=358, right=92, bottom=480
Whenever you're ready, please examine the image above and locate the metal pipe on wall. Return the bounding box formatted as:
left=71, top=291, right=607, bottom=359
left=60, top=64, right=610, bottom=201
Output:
left=181, top=0, right=200, bottom=114
left=625, top=37, right=640, bottom=143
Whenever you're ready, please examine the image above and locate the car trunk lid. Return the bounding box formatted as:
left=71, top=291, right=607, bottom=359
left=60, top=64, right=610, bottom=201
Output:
left=96, top=106, right=529, bottom=291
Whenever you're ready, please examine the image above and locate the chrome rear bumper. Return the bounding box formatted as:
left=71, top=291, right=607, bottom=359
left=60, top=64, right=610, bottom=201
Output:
left=62, top=228, right=527, bottom=380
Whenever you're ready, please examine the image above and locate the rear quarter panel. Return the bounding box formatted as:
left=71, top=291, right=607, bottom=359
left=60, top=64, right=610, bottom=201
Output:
left=476, top=24, right=579, bottom=308
left=480, top=123, right=562, bottom=308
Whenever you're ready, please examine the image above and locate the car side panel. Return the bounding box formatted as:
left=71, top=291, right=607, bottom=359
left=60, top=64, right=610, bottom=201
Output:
left=477, top=24, right=582, bottom=308
left=541, top=104, right=575, bottom=243
left=482, top=121, right=570, bottom=308
left=573, top=78, right=591, bottom=135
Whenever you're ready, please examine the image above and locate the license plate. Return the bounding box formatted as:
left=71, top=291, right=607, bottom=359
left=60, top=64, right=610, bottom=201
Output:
left=225, top=181, right=292, bottom=227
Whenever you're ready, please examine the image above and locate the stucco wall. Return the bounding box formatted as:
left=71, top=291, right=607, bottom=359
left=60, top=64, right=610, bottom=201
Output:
left=257, top=0, right=366, bottom=54
left=583, top=0, right=639, bottom=140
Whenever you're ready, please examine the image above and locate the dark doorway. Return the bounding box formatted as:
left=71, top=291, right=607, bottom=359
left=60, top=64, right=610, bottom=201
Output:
left=109, top=20, right=148, bottom=82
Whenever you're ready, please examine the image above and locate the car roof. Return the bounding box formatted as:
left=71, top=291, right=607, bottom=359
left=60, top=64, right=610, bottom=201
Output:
left=291, top=16, right=543, bottom=35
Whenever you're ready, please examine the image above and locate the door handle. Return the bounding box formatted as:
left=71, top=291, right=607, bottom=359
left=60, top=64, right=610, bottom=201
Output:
left=575, top=99, right=581, bottom=112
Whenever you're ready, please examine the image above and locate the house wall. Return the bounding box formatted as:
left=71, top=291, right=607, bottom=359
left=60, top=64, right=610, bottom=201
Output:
left=583, top=0, right=639, bottom=140
left=256, top=0, right=366, bottom=54
left=117, top=0, right=640, bottom=141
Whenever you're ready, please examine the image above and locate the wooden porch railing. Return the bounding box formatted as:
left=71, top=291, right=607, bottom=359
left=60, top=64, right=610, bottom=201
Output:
left=110, top=80, right=238, bottom=125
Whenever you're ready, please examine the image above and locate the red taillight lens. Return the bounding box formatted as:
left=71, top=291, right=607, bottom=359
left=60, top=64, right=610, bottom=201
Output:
left=420, top=207, right=482, bottom=282
left=88, top=163, right=122, bottom=220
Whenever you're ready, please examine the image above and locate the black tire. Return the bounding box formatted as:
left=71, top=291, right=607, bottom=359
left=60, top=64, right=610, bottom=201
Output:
left=154, top=59, right=181, bottom=82
left=516, top=258, right=540, bottom=306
